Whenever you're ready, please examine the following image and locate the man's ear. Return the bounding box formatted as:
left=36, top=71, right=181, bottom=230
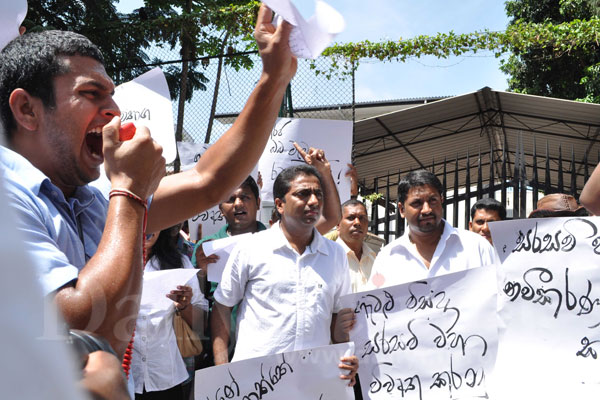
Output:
left=398, top=202, right=406, bottom=219
left=256, top=197, right=261, bottom=209
left=275, top=198, right=284, bottom=215
left=9, top=89, right=42, bottom=132
left=469, top=221, right=473, bottom=230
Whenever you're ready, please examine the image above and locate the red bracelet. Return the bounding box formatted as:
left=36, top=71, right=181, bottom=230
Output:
left=109, top=188, right=147, bottom=209
left=109, top=188, right=148, bottom=378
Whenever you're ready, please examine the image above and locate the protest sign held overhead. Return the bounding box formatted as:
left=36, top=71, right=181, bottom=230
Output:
left=489, top=217, right=600, bottom=400
left=0, top=0, right=27, bottom=50
left=91, top=68, right=176, bottom=198
left=258, top=117, right=353, bottom=203
left=340, top=266, right=498, bottom=400
left=195, top=343, right=355, bottom=399
left=263, top=0, right=345, bottom=59
left=113, top=67, right=176, bottom=163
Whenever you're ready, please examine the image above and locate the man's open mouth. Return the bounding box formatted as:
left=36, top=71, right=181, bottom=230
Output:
left=85, top=127, right=103, bottom=160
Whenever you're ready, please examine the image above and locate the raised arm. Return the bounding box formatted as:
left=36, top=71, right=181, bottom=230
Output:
left=580, top=162, right=600, bottom=215
left=147, top=5, right=297, bottom=233
left=346, top=164, right=359, bottom=199
left=55, top=117, right=165, bottom=357
left=293, top=143, right=342, bottom=234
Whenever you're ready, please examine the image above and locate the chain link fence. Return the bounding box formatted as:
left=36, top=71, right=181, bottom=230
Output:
left=134, top=47, right=354, bottom=148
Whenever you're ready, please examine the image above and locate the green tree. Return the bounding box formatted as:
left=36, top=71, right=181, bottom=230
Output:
left=501, top=0, right=600, bottom=101
left=23, top=0, right=151, bottom=83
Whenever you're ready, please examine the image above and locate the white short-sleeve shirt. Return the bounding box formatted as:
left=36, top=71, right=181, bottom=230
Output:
left=214, top=223, right=351, bottom=361
left=368, top=219, right=498, bottom=289
left=132, top=256, right=208, bottom=393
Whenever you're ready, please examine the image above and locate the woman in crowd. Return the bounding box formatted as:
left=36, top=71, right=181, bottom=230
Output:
left=132, top=224, right=207, bottom=400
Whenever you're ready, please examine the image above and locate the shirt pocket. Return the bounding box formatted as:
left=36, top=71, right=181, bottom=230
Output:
left=304, top=271, right=333, bottom=318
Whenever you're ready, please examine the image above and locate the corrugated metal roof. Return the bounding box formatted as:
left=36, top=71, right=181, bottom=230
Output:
left=354, top=87, right=600, bottom=200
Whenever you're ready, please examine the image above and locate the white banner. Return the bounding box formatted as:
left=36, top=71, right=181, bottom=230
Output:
left=490, top=217, right=600, bottom=399
left=257, top=118, right=353, bottom=203
left=340, top=266, right=498, bottom=400
left=194, top=343, right=355, bottom=399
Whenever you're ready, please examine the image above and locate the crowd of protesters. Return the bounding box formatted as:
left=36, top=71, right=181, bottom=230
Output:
left=1, top=4, right=598, bottom=400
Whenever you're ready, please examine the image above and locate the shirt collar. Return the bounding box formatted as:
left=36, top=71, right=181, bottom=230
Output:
left=0, top=145, right=49, bottom=195
left=338, top=237, right=376, bottom=260
left=1, top=145, right=98, bottom=212
left=401, top=219, right=458, bottom=245
left=271, top=222, right=329, bottom=256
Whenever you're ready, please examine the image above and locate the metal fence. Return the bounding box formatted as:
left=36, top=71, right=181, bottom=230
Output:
left=368, top=136, right=597, bottom=244
left=124, top=47, right=596, bottom=245
left=130, top=47, right=354, bottom=148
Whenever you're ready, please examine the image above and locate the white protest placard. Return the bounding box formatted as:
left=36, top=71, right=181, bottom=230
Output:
left=141, top=269, right=200, bottom=311
left=113, top=67, right=176, bottom=163
left=0, top=0, right=27, bottom=50
left=263, top=0, right=345, bottom=59
left=340, top=266, right=498, bottom=400
left=90, top=68, right=176, bottom=198
left=176, top=141, right=224, bottom=240
left=177, top=141, right=210, bottom=172
left=195, top=343, right=354, bottom=399
left=489, top=217, right=600, bottom=400
left=202, top=233, right=251, bottom=283
left=178, top=141, right=261, bottom=241
left=258, top=118, right=352, bottom=203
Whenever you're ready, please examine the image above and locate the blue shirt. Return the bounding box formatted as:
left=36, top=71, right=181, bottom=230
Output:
left=0, top=146, right=108, bottom=294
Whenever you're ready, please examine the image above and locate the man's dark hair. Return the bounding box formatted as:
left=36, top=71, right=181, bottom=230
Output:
left=341, top=198, right=368, bottom=214
left=470, top=198, right=507, bottom=220
left=240, top=175, right=260, bottom=203
left=397, top=170, right=443, bottom=204
left=273, top=164, right=323, bottom=201
left=148, top=224, right=184, bottom=270
left=0, top=30, right=104, bottom=139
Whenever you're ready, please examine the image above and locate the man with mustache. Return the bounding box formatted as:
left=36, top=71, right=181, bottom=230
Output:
left=335, top=199, right=376, bottom=293
left=211, top=164, right=358, bottom=386
left=469, top=197, right=506, bottom=245
left=368, top=170, right=497, bottom=289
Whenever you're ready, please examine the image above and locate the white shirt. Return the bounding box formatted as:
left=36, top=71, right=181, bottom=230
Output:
left=369, top=219, right=498, bottom=288
left=132, top=256, right=208, bottom=393
left=214, top=223, right=351, bottom=361
left=337, top=239, right=377, bottom=293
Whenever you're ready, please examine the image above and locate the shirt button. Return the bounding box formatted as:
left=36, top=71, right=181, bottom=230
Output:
left=142, top=336, right=146, bottom=341
left=142, top=357, right=146, bottom=362
left=142, top=316, right=147, bottom=320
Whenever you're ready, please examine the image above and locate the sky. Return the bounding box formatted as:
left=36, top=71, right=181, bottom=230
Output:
left=118, top=0, right=511, bottom=102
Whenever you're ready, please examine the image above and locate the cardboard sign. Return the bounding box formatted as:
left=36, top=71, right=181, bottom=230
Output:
left=489, top=217, right=600, bottom=399
left=195, top=343, right=355, bottom=399
left=258, top=118, right=353, bottom=202
left=340, top=266, right=498, bottom=400
left=113, top=67, right=176, bottom=163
